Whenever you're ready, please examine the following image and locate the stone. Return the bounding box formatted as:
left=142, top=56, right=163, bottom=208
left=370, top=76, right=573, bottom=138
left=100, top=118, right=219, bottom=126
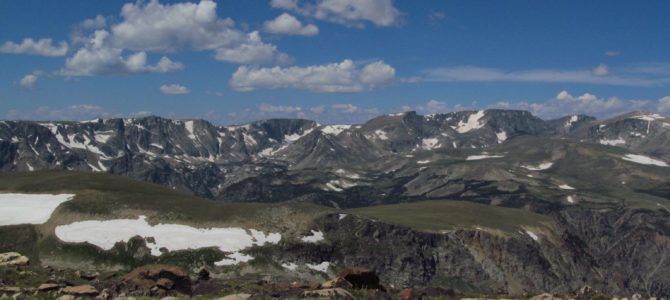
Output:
left=397, top=288, right=423, bottom=300
left=96, top=288, right=111, bottom=300
left=216, top=293, right=252, bottom=300
left=77, top=270, right=100, bottom=281
left=303, top=288, right=355, bottom=299
left=56, top=295, right=77, bottom=300
left=120, top=264, right=191, bottom=296
left=530, top=293, right=562, bottom=300
left=37, top=283, right=61, bottom=292
left=0, top=287, right=21, bottom=293
left=320, top=277, right=353, bottom=289
left=62, top=284, right=99, bottom=297
left=0, top=252, right=29, bottom=267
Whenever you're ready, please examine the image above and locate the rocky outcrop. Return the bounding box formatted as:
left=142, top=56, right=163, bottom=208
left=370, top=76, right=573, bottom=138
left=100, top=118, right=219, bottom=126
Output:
left=119, top=264, right=192, bottom=296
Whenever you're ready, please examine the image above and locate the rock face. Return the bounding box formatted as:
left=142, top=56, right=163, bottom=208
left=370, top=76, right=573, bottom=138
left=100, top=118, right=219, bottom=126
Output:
left=0, top=252, right=29, bottom=267
left=119, top=264, right=192, bottom=296
left=276, top=209, right=670, bottom=296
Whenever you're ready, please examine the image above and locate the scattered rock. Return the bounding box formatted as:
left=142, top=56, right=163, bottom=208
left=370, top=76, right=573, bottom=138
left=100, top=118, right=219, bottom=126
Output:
left=337, top=267, right=382, bottom=290
left=160, top=297, right=180, bottom=300
left=216, top=293, right=252, bottom=300
left=120, top=264, right=191, bottom=296
left=37, top=283, right=62, bottom=292
left=320, top=277, right=353, bottom=289
left=56, top=296, right=76, bottom=300
left=77, top=270, right=100, bottom=281
left=0, top=287, right=21, bottom=293
left=303, top=288, right=355, bottom=299
left=398, top=288, right=423, bottom=300
left=96, top=288, right=111, bottom=300
left=62, top=284, right=99, bottom=297
left=0, top=252, right=29, bottom=267
left=530, top=293, right=562, bottom=300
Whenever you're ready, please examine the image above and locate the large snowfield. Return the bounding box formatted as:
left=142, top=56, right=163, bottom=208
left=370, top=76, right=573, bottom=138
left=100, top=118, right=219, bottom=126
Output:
left=54, top=215, right=282, bottom=264
left=0, top=193, right=74, bottom=226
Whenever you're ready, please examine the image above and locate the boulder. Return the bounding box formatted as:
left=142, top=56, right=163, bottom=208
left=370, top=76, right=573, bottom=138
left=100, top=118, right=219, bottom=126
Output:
left=96, top=288, right=111, bottom=300
left=56, top=296, right=76, bottom=300
left=337, top=267, right=382, bottom=290
left=62, top=284, right=99, bottom=297
left=530, top=293, right=563, bottom=300
left=0, top=252, right=29, bottom=267
left=0, top=287, right=21, bottom=293
left=76, top=270, right=100, bottom=281
left=120, top=264, right=191, bottom=296
left=320, top=277, right=353, bottom=289
left=397, top=288, right=424, bottom=300
left=37, top=283, right=62, bottom=292
left=303, top=288, right=355, bottom=299
left=216, top=293, right=252, bottom=300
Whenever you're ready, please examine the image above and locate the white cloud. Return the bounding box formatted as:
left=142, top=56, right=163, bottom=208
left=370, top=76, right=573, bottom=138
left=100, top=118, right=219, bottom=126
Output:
left=214, top=31, right=291, bottom=64
left=423, top=66, right=661, bottom=87
left=160, top=84, right=190, bottom=95
left=270, top=0, right=400, bottom=27
left=19, top=74, right=38, bottom=90
left=80, top=15, right=107, bottom=30
left=592, top=64, right=609, bottom=76
left=658, top=96, right=670, bottom=113
left=258, top=103, right=303, bottom=113
left=229, top=59, right=395, bottom=92
left=488, top=90, right=665, bottom=119
left=106, top=0, right=285, bottom=65
left=60, top=30, right=183, bottom=76
left=605, top=50, right=621, bottom=57
left=331, top=103, right=359, bottom=113
left=0, top=38, right=68, bottom=57
left=310, top=105, right=326, bottom=114
left=264, top=13, right=319, bottom=36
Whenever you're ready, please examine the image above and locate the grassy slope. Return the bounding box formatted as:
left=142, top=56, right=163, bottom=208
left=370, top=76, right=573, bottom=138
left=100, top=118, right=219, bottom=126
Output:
left=345, top=200, right=552, bottom=233
left=0, top=171, right=333, bottom=270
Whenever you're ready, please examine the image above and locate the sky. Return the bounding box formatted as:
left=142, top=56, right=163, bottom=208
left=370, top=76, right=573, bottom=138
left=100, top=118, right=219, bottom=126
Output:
left=1, top=0, right=670, bottom=125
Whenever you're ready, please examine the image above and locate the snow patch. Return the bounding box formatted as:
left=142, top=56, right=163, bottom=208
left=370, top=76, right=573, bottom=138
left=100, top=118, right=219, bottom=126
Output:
left=338, top=214, right=348, bottom=220
left=621, top=154, right=668, bottom=167
left=374, top=129, right=389, bottom=140
left=565, top=115, right=579, bottom=128
left=421, top=138, right=440, bottom=150
left=496, top=131, right=507, bottom=143
left=522, top=162, right=553, bottom=171
left=282, top=262, right=298, bottom=271
left=0, top=193, right=74, bottom=226
left=417, top=159, right=431, bottom=164
left=55, top=216, right=281, bottom=261
left=558, top=184, right=575, bottom=190
left=284, top=128, right=314, bottom=142
left=524, top=230, right=539, bottom=241
left=300, top=230, right=324, bottom=243
left=566, top=195, right=576, bottom=204
left=466, top=154, right=504, bottom=160
left=321, top=125, right=351, bottom=136
left=599, top=137, right=626, bottom=146
left=453, top=110, right=486, bottom=133
left=306, top=261, right=330, bottom=272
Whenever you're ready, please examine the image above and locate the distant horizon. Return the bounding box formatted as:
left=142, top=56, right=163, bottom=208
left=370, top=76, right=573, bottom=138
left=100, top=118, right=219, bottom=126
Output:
left=3, top=107, right=666, bottom=126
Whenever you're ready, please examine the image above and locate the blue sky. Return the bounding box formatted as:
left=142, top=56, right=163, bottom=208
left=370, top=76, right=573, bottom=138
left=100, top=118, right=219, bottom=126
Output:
left=1, top=0, right=669, bottom=124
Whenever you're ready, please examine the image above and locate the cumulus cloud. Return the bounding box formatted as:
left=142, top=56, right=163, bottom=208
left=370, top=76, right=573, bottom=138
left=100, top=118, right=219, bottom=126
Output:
left=487, top=90, right=667, bottom=119
left=19, top=74, right=38, bottom=90
left=60, top=30, right=183, bottom=76
left=423, top=66, right=662, bottom=87
left=270, top=0, right=400, bottom=27
left=160, top=84, right=190, bottom=95
left=229, top=59, right=395, bottom=92
left=264, top=13, right=319, bottom=36
left=331, top=103, right=359, bottom=113
left=106, top=0, right=286, bottom=64
left=257, top=104, right=302, bottom=113
left=214, top=31, right=292, bottom=64
left=592, top=64, right=609, bottom=76
left=0, top=38, right=68, bottom=56
left=658, top=96, right=670, bottom=113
